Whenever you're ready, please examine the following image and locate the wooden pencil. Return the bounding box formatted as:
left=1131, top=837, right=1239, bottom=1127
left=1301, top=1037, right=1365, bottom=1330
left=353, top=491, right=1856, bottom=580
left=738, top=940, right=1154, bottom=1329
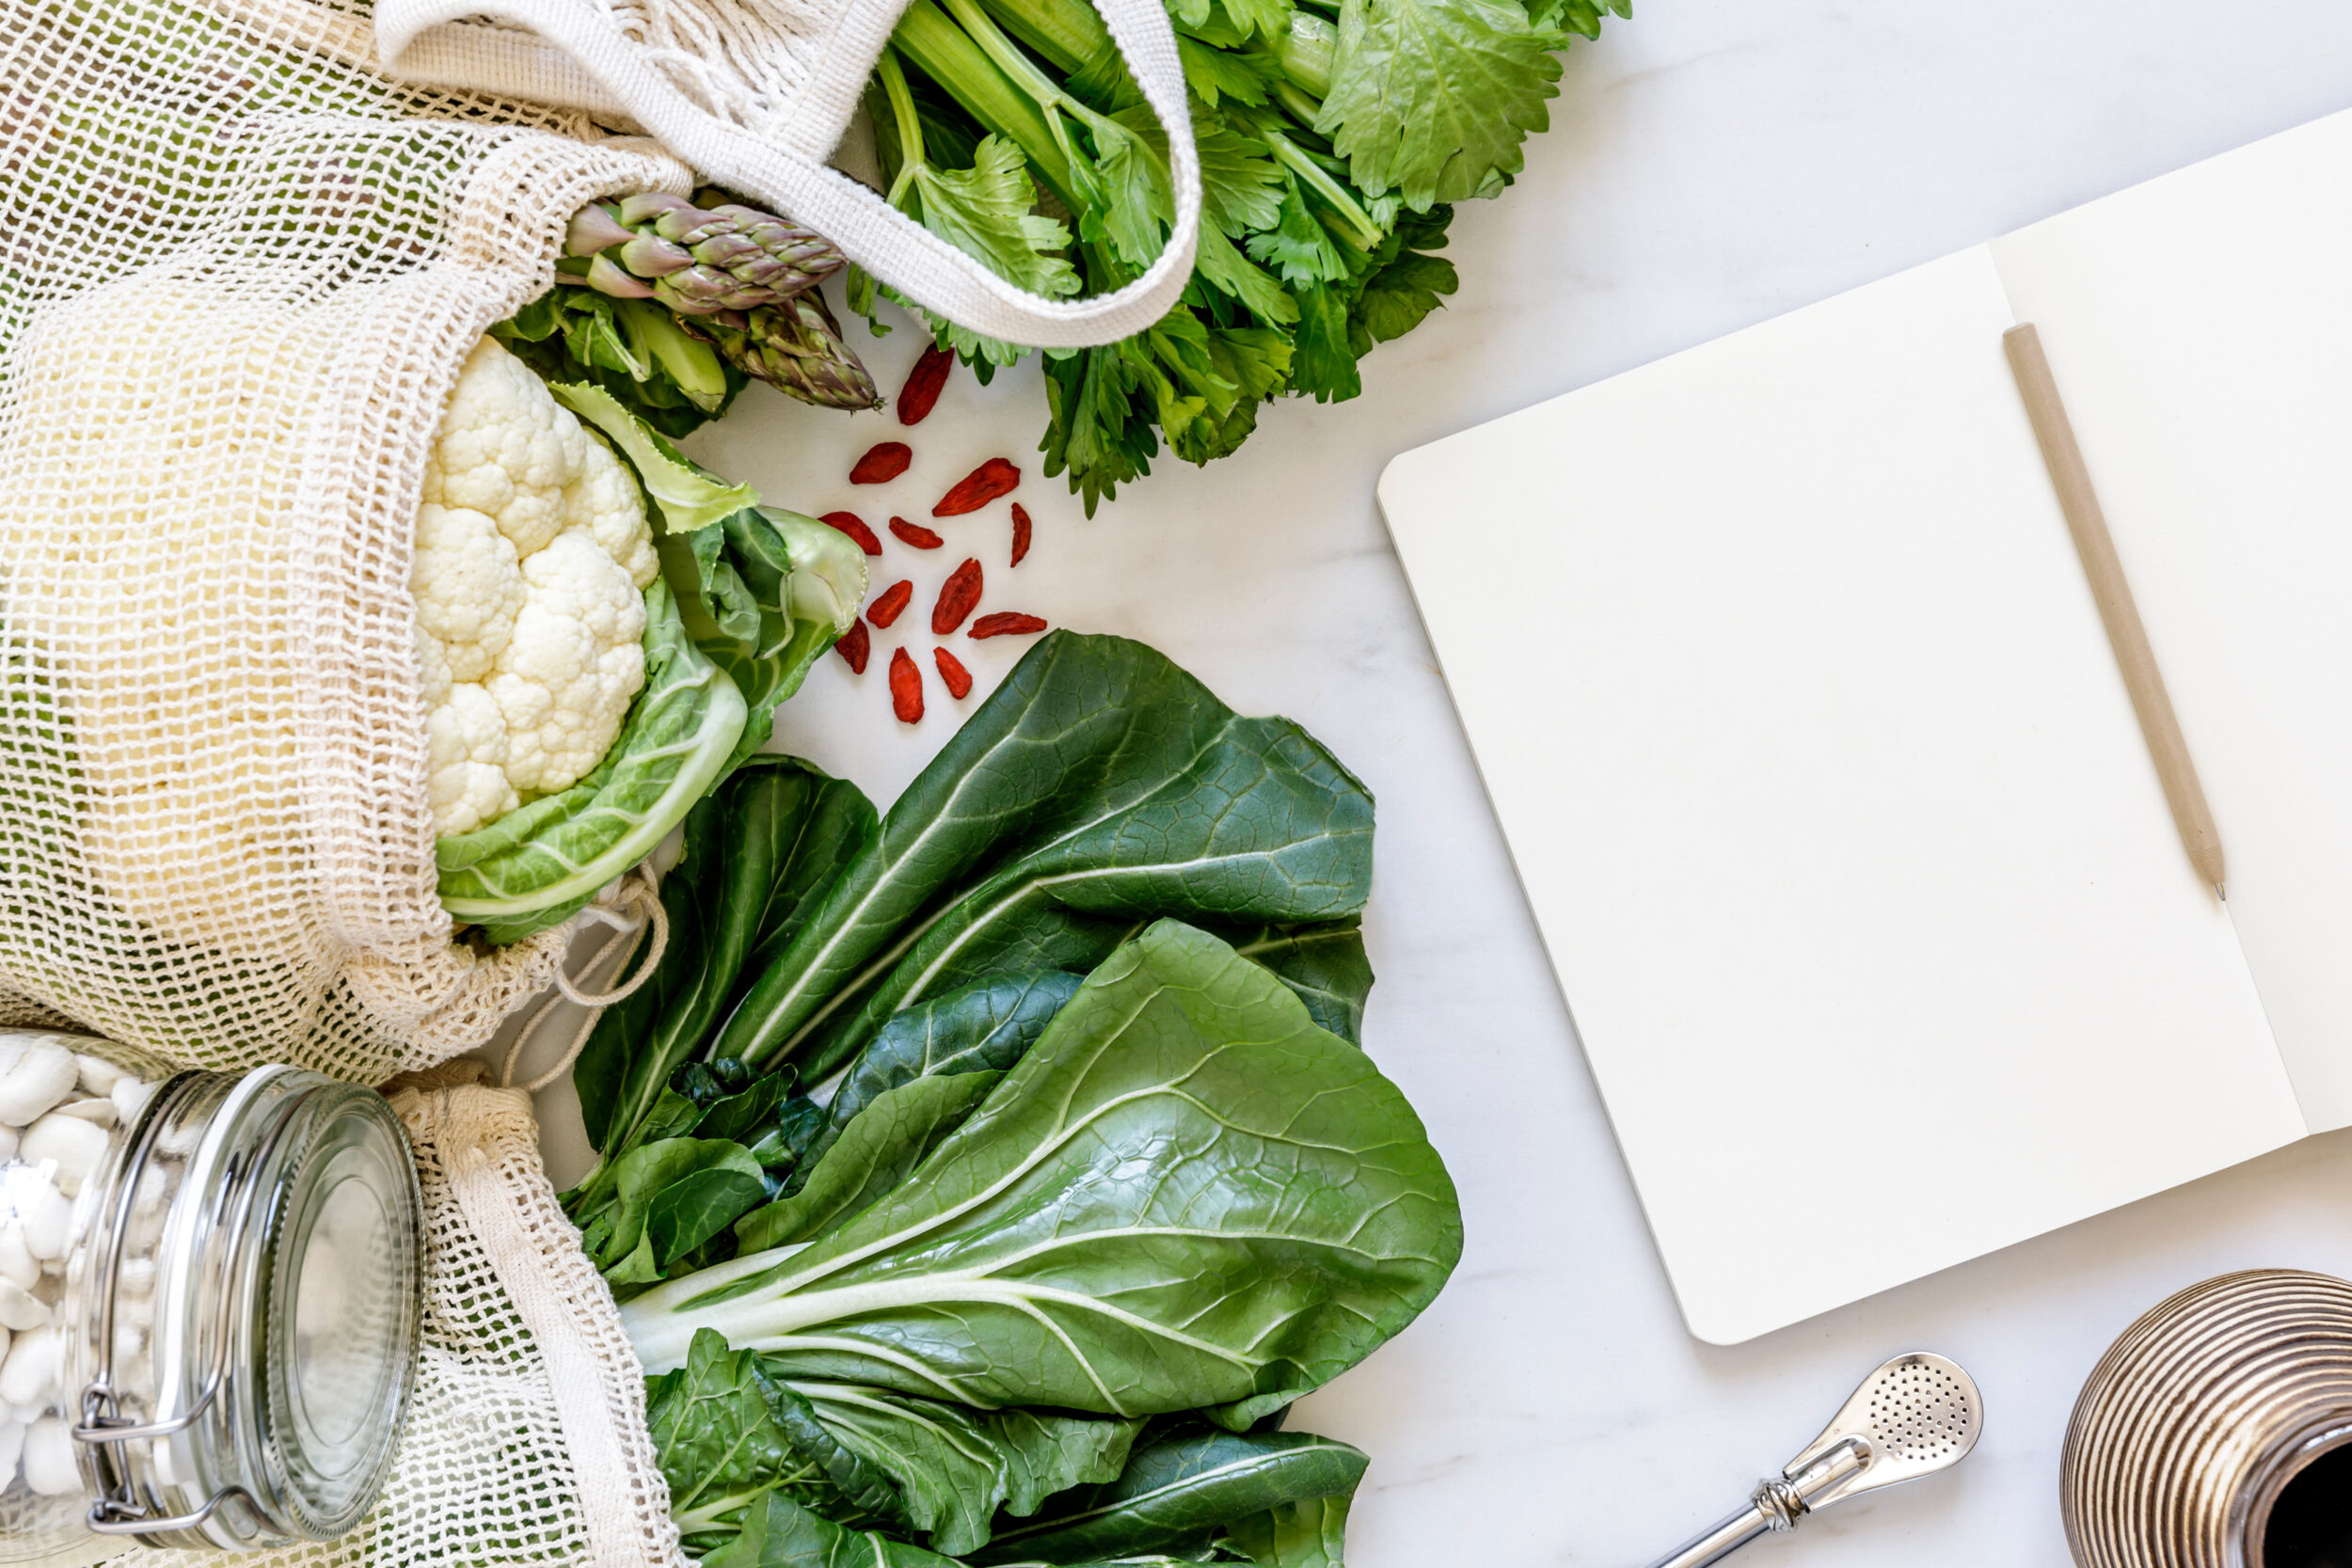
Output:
left=2003, top=321, right=2226, bottom=898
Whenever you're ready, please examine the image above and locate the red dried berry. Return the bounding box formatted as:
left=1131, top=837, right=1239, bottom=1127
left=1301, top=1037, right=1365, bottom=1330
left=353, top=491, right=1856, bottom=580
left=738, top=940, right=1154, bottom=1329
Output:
left=820, top=510, right=882, bottom=556
left=889, top=646, right=923, bottom=723
left=897, top=344, right=953, bottom=426
left=931, top=558, right=984, bottom=635
left=933, top=457, right=1020, bottom=516
left=850, top=442, right=912, bottom=484
left=889, top=516, right=944, bottom=550
left=1009, top=502, right=1032, bottom=567
left=834, top=619, right=870, bottom=673
left=867, top=579, right=914, bottom=628
left=969, top=612, right=1048, bottom=640
left=934, top=647, right=974, bottom=699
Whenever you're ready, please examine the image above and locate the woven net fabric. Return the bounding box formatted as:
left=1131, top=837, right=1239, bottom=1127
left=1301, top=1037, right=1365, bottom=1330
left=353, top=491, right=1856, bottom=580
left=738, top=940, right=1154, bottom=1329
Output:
left=0, top=0, right=692, bottom=1077
left=125, top=1062, right=688, bottom=1568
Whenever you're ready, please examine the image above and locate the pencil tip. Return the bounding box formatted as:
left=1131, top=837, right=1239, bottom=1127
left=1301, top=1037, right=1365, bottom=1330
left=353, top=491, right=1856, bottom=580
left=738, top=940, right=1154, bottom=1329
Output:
left=2217, top=882, right=2228, bottom=903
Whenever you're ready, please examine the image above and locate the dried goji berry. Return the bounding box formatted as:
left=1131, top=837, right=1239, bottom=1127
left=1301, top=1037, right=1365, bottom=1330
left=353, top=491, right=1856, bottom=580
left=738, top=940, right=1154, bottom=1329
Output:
left=850, top=441, right=912, bottom=484
left=889, top=645, right=923, bottom=723
left=931, top=558, right=984, bottom=635
left=889, top=516, right=944, bottom=549
left=897, top=344, right=953, bottom=426
left=934, top=647, right=974, bottom=699
left=1009, top=502, right=1032, bottom=567
left=932, top=457, right=1020, bottom=516
left=820, top=510, right=882, bottom=556
left=834, top=619, right=870, bottom=673
left=969, top=611, right=1047, bottom=640
left=867, top=579, right=913, bottom=628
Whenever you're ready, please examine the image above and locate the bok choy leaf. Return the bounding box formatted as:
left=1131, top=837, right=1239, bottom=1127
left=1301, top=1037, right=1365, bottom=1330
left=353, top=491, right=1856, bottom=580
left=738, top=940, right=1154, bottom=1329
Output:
left=709, top=631, right=1376, bottom=1081
left=970, top=1429, right=1367, bottom=1563
left=619, top=919, right=1461, bottom=1428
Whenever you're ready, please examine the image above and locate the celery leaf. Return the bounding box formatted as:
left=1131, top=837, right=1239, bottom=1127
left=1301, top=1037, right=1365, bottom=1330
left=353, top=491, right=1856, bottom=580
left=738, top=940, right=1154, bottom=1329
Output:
left=904, top=134, right=1081, bottom=301
left=1315, top=0, right=1565, bottom=208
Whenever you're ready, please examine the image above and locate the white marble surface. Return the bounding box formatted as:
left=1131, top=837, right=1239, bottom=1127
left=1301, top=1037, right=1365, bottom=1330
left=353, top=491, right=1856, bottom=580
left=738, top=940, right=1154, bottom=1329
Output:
left=516, top=7, right=2352, bottom=1563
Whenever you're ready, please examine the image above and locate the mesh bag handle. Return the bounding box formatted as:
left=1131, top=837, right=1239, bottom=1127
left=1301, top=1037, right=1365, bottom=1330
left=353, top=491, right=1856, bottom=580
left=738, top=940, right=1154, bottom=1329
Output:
left=372, top=0, right=1202, bottom=349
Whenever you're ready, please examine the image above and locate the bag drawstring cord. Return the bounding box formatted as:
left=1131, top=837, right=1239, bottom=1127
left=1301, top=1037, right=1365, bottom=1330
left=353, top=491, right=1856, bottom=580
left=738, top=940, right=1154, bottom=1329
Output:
left=501, top=865, right=669, bottom=1093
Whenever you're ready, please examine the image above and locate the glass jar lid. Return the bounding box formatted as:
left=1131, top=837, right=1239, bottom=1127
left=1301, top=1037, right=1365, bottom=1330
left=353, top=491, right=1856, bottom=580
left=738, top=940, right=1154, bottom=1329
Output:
left=65, top=1065, right=422, bottom=1551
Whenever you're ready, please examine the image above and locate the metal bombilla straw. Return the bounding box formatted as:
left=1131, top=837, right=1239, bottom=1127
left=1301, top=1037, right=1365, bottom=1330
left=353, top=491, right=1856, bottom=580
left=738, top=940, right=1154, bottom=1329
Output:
left=1642, top=1353, right=1984, bottom=1568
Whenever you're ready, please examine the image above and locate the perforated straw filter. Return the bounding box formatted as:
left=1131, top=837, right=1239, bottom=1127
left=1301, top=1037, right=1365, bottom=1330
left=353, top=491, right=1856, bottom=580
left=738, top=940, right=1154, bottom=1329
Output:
left=1641, top=1354, right=1983, bottom=1568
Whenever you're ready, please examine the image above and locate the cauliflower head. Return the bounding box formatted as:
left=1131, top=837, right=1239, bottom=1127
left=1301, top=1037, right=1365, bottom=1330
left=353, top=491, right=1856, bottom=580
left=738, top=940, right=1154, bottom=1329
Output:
left=413, top=337, right=660, bottom=835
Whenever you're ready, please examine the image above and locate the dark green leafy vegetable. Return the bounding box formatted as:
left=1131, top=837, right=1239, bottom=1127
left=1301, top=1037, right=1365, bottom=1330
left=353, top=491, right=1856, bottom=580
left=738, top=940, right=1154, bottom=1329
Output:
left=799, top=1383, right=1141, bottom=1554
left=706, top=1494, right=961, bottom=1568
left=1218, top=1496, right=1353, bottom=1568
left=621, top=919, right=1462, bottom=1429
left=1221, top=919, right=1373, bottom=1044
left=570, top=757, right=877, bottom=1166
left=711, top=631, right=1375, bottom=1081
left=650, top=1331, right=909, bottom=1552
left=859, top=0, right=1628, bottom=509
left=561, top=641, right=1444, bottom=1568
left=810, top=970, right=1086, bottom=1151
left=734, top=1069, right=1004, bottom=1252
left=972, top=1430, right=1367, bottom=1563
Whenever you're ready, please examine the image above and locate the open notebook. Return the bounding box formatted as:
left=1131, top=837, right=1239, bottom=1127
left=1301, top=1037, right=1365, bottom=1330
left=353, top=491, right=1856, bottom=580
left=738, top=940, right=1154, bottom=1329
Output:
left=1379, top=106, right=2352, bottom=1345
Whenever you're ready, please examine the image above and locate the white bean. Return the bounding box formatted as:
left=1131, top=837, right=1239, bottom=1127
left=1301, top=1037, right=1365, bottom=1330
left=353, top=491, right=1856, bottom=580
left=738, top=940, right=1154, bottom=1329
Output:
left=0, top=1326, right=59, bottom=1409
left=117, top=1257, right=154, bottom=1300
left=52, top=1099, right=114, bottom=1130
left=15, top=1180, right=68, bottom=1261
left=22, top=1113, right=108, bottom=1196
left=0, top=1129, right=15, bottom=1164
left=0, top=1046, right=77, bottom=1130
left=131, top=1164, right=167, bottom=1218
left=0, top=1418, right=21, bottom=1481
left=0, top=1282, right=42, bottom=1333
left=0, top=1226, right=34, bottom=1291
left=111, top=1077, right=154, bottom=1127
left=6, top=1402, right=43, bottom=1426
left=0, top=1040, right=23, bottom=1084
left=155, top=1112, right=202, bottom=1158
left=22, top=1416, right=77, bottom=1495
left=72, top=1055, right=119, bottom=1099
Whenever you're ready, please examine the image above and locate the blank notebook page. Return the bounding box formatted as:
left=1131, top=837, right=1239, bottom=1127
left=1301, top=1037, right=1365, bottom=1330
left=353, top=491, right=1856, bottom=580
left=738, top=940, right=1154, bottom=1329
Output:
left=1992, top=107, right=2352, bottom=1132
left=1379, top=246, right=2301, bottom=1345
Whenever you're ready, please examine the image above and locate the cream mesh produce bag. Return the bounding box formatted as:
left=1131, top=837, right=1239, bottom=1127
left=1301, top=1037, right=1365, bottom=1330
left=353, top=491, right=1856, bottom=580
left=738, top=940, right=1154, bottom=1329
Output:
left=0, top=0, right=696, bottom=1072
left=0, top=0, right=1199, bottom=1075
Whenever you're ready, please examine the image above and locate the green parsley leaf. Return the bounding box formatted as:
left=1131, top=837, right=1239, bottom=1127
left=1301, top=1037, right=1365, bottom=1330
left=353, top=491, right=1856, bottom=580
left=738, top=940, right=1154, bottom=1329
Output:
left=1531, top=0, right=1629, bottom=38
left=1287, top=285, right=1361, bottom=403
left=1315, top=0, right=1566, bottom=208
left=1197, top=225, right=1300, bottom=324
left=1246, top=169, right=1354, bottom=286
left=1199, top=119, right=1287, bottom=238
left=903, top=133, right=1083, bottom=300
left=1180, top=34, right=1280, bottom=106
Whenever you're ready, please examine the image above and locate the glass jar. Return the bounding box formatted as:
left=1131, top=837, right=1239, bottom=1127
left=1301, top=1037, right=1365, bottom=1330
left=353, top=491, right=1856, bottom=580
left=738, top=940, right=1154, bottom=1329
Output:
left=0, top=1030, right=422, bottom=1562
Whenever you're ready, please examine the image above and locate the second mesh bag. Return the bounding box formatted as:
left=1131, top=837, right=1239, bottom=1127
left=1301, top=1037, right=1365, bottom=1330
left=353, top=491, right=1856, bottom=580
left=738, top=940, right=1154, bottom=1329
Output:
left=0, top=0, right=723, bottom=1074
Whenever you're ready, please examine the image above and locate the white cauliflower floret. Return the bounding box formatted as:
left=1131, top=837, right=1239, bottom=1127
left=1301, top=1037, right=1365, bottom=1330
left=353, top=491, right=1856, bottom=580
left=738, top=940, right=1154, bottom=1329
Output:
left=412, top=338, right=660, bottom=835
